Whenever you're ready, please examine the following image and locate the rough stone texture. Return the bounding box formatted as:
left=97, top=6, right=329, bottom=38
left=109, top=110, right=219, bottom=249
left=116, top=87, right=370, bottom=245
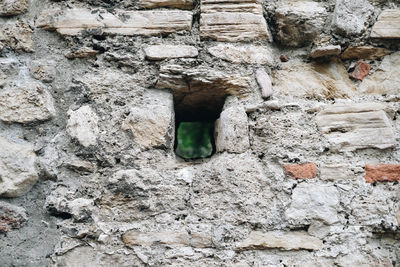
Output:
left=272, top=59, right=355, bottom=99
left=311, top=45, right=341, bottom=58
left=0, top=20, right=34, bottom=52
left=237, top=231, right=323, bottom=251
left=144, top=45, right=198, bottom=60
left=0, top=84, right=56, bottom=123
left=65, top=47, right=99, bottom=59
left=275, top=1, right=327, bottom=47
left=67, top=105, right=99, bottom=147
left=200, top=0, right=271, bottom=42
left=371, top=9, right=400, bottom=38
left=332, top=0, right=374, bottom=36
left=37, top=8, right=192, bottom=36
left=0, top=201, right=27, bottom=233
left=255, top=68, right=273, bottom=99
left=0, top=0, right=28, bottom=16
left=365, top=164, right=400, bottom=183
left=284, top=163, right=318, bottom=179
left=0, top=137, right=38, bottom=198
left=341, top=46, right=390, bottom=59
left=122, top=90, right=174, bottom=149
left=359, top=52, right=400, bottom=95
left=138, top=0, right=194, bottom=9
left=316, top=103, right=396, bottom=152
left=286, top=183, right=340, bottom=225
left=350, top=60, right=371, bottom=80
left=208, top=44, right=273, bottom=64
left=215, top=97, right=250, bottom=153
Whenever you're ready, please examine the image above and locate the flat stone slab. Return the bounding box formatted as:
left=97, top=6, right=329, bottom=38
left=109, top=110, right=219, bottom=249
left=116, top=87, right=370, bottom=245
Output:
left=138, top=0, right=194, bottom=9
left=371, top=9, right=400, bottom=38
left=341, top=46, right=389, bottom=60
left=316, top=103, right=396, bottom=152
left=144, top=45, right=198, bottom=60
left=237, top=231, right=323, bottom=251
left=311, top=45, right=341, bottom=58
left=208, top=44, right=273, bottom=64
left=200, top=0, right=270, bottom=42
left=36, top=8, right=192, bottom=36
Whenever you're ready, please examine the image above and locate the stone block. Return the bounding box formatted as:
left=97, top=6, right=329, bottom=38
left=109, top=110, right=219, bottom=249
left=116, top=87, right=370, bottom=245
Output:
left=284, top=163, right=318, bottom=179
left=272, top=59, right=355, bottom=99
left=215, top=98, right=250, bottom=154
left=200, top=0, right=270, bottom=42
left=341, top=46, right=389, bottom=60
left=359, top=52, right=400, bottom=95
left=67, top=105, right=99, bottom=147
left=138, top=0, right=194, bottom=9
left=371, top=9, right=400, bottom=38
left=275, top=1, right=327, bottom=47
left=0, top=20, right=34, bottom=52
left=37, top=8, right=192, bottom=36
left=236, top=231, right=323, bottom=251
left=315, top=103, right=396, bottom=152
left=0, top=202, right=27, bottom=233
left=255, top=68, right=273, bottom=99
left=332, top=0, right=373, bottom=36
left=0, top=84, right=56, bottom=124
left=0, top=0, right=28, bottom=16
left=365, top=164, right=400, bottom=183
left=286, top=183, right=339, bottom=225
left=0, top=137, right=38, bottom=198
left=208, top=44, right=273, bottom=65
left=144, top=45, right=198, bottom=60
left=320, top=164, right=354, bottom=181
left=122, top=90, right=174, bottom=149
left=311, top=45, right=341, bottom=58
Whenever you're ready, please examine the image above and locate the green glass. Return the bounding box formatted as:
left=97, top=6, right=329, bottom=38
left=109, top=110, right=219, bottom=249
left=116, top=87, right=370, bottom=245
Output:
left=175, top=122, right=214, bottom=159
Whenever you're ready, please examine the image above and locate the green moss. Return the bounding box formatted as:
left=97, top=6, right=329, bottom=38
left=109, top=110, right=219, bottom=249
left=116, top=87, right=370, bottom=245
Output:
left=175, top=122, right=214, bottom=159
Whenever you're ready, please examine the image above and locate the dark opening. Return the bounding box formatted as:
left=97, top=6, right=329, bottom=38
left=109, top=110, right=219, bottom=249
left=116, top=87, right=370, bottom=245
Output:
left=175, top=121, right=215, bottom=159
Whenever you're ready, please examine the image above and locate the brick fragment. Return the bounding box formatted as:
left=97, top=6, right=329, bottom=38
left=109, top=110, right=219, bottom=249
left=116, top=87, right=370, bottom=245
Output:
left=350, top=60, right=371, bottom=80
left=284, top=163, right=318, bottom=179
left=365, top=164, right=400, bottom=183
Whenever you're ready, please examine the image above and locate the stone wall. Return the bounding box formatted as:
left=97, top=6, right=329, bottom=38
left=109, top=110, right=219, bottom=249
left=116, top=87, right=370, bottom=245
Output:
left=0, top=0, right=400, bottom=266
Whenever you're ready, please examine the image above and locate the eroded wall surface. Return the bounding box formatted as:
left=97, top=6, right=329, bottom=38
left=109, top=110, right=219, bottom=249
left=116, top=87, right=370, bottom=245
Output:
left=0, top=0, right=400, bottom=266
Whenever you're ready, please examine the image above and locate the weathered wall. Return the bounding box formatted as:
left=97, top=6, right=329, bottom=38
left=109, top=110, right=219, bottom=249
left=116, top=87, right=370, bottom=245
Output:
left=0, top=0, right=400, bottom=266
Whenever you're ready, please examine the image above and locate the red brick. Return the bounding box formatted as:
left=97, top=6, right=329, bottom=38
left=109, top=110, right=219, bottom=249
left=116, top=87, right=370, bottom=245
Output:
left=350, top=60, right=371, bottom=80
left=365, top=164, right=400, bottom=183
left=284, top=163, right=318, bottom=179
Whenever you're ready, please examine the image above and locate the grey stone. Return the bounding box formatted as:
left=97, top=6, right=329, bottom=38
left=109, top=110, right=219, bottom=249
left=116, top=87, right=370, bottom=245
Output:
left=255, top=68, right=273, bottom=99
left=208, top=44, right=273, bottom=64
left=0, top=137, right=38, bottom=198
left=0, top=0, right=28, bottom=16
left=67, top=105, right=99, bottom=147
left=332, top=0, right=373, bottom=36
left=144, top=45, right=198, bottom=60
left=285, top=183, right=340, bottom=225
left=275, top=1, right=327, bottom=47
left=0, top=84, right=56, bottom=124
left=371, top=9, right=400, bottom=38
left=0, top=20, right=34, bottom=52
left=30, top=61, right=56, bottom=83
left=0, top=201, right=27, bottom=232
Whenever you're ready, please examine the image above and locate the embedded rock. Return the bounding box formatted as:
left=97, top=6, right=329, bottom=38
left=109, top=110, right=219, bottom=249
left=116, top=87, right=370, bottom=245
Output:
left=371, top=9, right=400, bottom=38
left=0, top=84, right=56, bottom=123
left=0, top=137, right=38, bottom=198
left=200, top=0, right=271, bottom=42
left=341, top=46, right=389, bottom=60
left=138, top=0, right=194, bottom=9
left=350, top=60, right=371, bottom=80
left=275, top=1, right=327, bottom=47
left=315, top=103, right=396, bottom=152
left=359, top=52, right=400, bottom=95
left=65, top=47, right=99, bottom=59
left=0, top=202, right=27, bottom=233
left=122, top=90, right=174, bottom=149
left=285, top=183, right=339, bottom=225
left=67, top=105, right=99, bottom=147
left=311, top=45, right=341, bottom=58
left=332, top=0, right=373, bottom=36
left=272, top=59, right=355, bottom=99
left=30, top=61, right=56, bottom=83
left=255, top=68, right=273, bottom=99
left=0, top=20, right=34, bottom=52
left=208, top=44, right=273, bottom=64
left=0, top=0, right=28, bottom=16
left=284, top=163, right=318, bottom=179
left=320, top=164, right=354, bottom=181
left=144, top=45, right=198, bottom=60
left=156, top=64, right=251, bottom=121
left=215, top=98, right=250, bottom=153
left=36, top=8, right=192, bottom=36
left=365, top=164, right=400, bottom=183
left=237, top=231, right=323, bottom=251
